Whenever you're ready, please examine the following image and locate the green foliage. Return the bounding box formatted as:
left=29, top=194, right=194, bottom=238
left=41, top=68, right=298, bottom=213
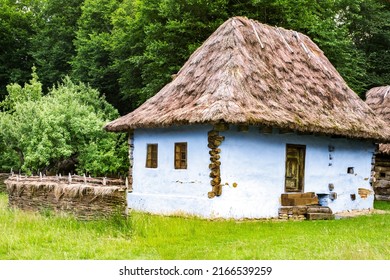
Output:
left=30, top=0, right=84, bottom=92
left=0, top=0, right=37, bottom=100
left=1, top=0, right=389, bottom=109
left=111, top=0, right=229, bottom=107
left=71, top=0, right=122, bottom=111
left=337, top=0, right=390, bottom=94
left=0, top=131, right=20, bottom=171
left=110, top=0, right=161, bottom=109
left=110, top=0, right=380, bottom=104
left=0, top=71, right=128, bottom=176
left=77, top=133, right=129, bottom=176
left=0, top=66, right=42, bottom=112
left=374, top=200, right=390, bottom=211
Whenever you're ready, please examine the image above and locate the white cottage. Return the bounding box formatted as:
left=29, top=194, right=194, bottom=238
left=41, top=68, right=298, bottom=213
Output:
left=105, top=17, right=390, bottom=219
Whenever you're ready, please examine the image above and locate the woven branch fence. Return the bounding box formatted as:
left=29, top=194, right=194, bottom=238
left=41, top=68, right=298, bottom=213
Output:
left=4, top=173, right=128, bottom=220
left=0, top=173, right=8, bottom=193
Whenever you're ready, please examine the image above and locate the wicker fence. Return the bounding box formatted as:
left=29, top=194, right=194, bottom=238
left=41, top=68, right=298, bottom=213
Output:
left=5, top=174, right=128, bottom=220
left=0, top=173, right=8, bottom=193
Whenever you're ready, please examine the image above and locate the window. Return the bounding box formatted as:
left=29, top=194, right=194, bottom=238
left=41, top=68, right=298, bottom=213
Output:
left=146, top=144, right=158, bottom=168
left=174, top=143, right=187, bottom=169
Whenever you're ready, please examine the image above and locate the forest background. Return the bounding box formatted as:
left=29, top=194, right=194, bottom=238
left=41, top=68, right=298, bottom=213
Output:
left=0, top=0, right=389, bottom=176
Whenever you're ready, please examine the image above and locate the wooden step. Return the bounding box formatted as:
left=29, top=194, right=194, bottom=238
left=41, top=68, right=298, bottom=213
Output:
left=307, top=213, right=335, bottom=220
left=281, top=192, right=319, bottom=206
left=282, top=192, right=316, bottom=199
left=307, top=206, right=333, bottom=214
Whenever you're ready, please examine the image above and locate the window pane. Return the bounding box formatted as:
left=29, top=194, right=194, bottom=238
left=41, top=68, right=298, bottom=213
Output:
left=174, top=143, right=187, bottom=169
left=146, top=144, right=158, bottom=168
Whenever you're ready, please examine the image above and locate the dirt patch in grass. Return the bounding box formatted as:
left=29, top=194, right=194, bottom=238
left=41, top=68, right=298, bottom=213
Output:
left=335, top=208, right=388, bottom=219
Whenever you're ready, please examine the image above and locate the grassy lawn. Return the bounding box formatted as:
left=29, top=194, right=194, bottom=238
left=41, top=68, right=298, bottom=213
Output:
left=0, top=192, right=389, bottom=260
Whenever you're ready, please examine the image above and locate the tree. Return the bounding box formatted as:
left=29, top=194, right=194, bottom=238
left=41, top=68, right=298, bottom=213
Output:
left=0, top=0, right=37, bottom=101
left=71, top=0, right=122, bottom=112
left=30, top=0, right=84, bottom=92
left=110, top=0, right=370, bottom=109
left=1, top=0, right=387, bottom=111
left=0, top=66, right=42, bottom=112
left=337, top=0, right=390, bottom=94
left=111, top=0, right=230, bottom=110
left=140, top=0, right=229, bottom=101
left=110, top=0, right=160, bottom=112
left=0, top=70, right=128, bottom=176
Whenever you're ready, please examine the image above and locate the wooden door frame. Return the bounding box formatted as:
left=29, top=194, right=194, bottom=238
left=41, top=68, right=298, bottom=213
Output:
left=284, top=144, right=306, bottom=193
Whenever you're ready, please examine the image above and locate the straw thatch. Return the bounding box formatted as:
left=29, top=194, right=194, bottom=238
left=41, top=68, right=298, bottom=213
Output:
left=105, top=16, right=390, bottom=142
left=366, top=86, right=390, bottom=154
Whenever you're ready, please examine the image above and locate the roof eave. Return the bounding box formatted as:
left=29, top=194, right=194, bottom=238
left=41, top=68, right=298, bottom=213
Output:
left=104, top=118, right=390, bottom=143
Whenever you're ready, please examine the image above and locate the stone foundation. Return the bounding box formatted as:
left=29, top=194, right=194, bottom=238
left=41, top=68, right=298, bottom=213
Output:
left=279, top=206, right=334, bottom=220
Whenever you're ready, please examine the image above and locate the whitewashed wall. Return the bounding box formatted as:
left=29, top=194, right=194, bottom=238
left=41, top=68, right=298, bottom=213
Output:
left=129, top=125, right=216, bottom=217
left=128, top=125, right=376, bottom=219
left=218, top=126, right=375, bottom=218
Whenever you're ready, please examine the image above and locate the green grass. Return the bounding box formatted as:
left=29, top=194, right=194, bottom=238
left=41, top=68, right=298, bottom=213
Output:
left=1, top=192, right=390, bottom=260
left=373, top=200, right=390, bottom=211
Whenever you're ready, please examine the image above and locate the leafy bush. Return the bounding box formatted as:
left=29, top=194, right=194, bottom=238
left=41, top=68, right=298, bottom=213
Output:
left=0, top=69, right=128, bottom=176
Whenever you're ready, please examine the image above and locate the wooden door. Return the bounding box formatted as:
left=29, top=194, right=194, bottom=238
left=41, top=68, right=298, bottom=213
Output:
left=285, top=144, right=306, bottom=192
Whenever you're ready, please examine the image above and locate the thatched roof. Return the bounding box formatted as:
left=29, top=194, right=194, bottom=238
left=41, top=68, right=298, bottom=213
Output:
left=105, top=16, right=390, bottom=142
left=366, top=86, right=390, bottom=153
